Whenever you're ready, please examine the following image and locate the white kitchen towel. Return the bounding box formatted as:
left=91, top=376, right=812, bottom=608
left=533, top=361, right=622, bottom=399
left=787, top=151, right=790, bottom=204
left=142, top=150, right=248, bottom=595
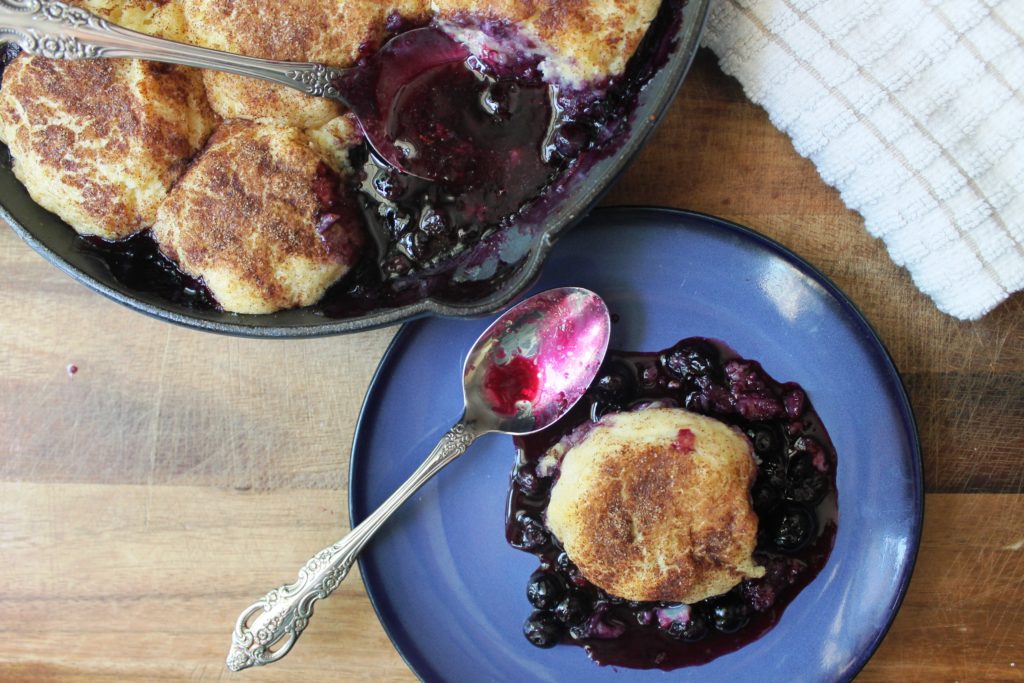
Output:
left=702, top=0, right=1024, bottom=320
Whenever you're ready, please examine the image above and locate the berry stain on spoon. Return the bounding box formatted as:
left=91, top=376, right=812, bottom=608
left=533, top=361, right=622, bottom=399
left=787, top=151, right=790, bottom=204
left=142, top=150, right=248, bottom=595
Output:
left=483, top=355, right=542, bottom=417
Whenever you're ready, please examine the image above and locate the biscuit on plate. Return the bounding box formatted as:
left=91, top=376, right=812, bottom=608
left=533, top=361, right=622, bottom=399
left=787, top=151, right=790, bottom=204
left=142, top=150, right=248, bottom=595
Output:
left=152, top=121, right=365, bottom=314
left=546, top=406, right=765, bottom=604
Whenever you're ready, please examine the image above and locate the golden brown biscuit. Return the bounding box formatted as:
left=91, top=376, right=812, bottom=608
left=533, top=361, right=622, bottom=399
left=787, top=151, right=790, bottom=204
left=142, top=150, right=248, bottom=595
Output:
left=432, top=0, right=661, bottom=86
left=546, top=407, right=765, bottom=604
left=152, top=122, right=364, bottom=314
left=0, top=55, right=216, bottom=240
left=66, top=0, right=188, bottom=40
left=179, top=0, right=430, bottom=128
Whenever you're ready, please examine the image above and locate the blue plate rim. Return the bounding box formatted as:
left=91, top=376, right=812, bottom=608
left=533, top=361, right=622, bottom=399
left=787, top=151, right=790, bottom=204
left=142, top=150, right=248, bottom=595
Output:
left=348, top=206, right=924, bottom=683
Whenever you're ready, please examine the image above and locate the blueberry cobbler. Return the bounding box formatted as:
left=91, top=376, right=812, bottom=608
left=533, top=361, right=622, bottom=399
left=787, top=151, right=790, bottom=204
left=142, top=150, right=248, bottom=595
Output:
left=0, top=0, right=682, bottom=315
left=508, top=338, right=838, bottom=669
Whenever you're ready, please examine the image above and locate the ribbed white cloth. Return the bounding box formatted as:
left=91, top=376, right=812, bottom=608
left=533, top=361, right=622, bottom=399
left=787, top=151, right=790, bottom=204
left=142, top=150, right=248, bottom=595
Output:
left=702, top=0, right=1024, bottom=320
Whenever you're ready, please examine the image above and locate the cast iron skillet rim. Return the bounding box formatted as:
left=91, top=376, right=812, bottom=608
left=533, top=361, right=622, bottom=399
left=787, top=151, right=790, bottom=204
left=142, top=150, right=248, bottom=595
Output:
left=0, top=0, right=710, bottom=339
left=348, top=206, right=924, bottom=683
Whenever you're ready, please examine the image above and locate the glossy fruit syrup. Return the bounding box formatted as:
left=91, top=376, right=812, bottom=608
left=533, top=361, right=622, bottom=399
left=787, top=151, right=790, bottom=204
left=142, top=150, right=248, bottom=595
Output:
left=507, top=337, right=839, bottom=669
left=344, top=54, right=557, bottom=281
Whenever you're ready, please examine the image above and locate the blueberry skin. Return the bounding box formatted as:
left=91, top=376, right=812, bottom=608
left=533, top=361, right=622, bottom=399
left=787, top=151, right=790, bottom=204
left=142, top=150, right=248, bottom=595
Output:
left=772, top=503, right=817, bottom=553
left=711, top=602, right=751, bottom=634
left=512, top=513, right=551, bottom=551
left=661, top=341, right=718, bottom=381
left=524, top=611, right=564, bottom=648
left=526, top=572, right=565, bottom=610
left=554, top=595, right=590, bottom=625
left=664, top=614, right=709, bottom=641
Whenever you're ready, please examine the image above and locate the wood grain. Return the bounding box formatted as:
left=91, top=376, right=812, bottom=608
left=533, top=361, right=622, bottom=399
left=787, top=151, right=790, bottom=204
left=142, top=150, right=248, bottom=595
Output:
left=1, top=49, right=1022, bottom=681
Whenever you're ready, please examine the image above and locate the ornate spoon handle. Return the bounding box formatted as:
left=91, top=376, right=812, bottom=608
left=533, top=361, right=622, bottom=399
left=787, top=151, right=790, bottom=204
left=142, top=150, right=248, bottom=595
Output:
left=225, top=421, right=478, bottom=672
left=0, top=0, right=345, bottom=97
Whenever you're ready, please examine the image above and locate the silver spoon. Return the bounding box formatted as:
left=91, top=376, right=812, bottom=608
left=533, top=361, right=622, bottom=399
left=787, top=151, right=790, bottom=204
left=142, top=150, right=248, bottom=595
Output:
left=225, top=287, right=611, bottom=671
left=0, top=0, right=473, bottom=179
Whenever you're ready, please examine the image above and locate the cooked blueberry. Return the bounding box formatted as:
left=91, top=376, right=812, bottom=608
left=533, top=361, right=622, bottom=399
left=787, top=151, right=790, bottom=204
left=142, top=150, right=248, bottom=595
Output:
left=684, top=390, right=705, bottom=412
left=594, top=361, right=634, bottom=400
left=783, top=387, right=806, bottom=418
left=711, top=601, right=750, bottom=633
left=566, top=566, right=591, bottom=588
left=411, top=230, right=432, bottom=258
left=685, top=377, right=734, bottom=414
left=383, top=207, right=409, bottom=237
left=742, top=578, right=779, bottom=613
left=589, top=398, right=618, bottom=422
left=787, top=471, right=829, bottom=505
left=383, top=9, right=407, bottom=33
left=751, top=478, right=781, bottom=514
left=419, top=210, right=448, bottom=236
left=554, top=595, right=589, bottom=625
left=568, top=623, right=589, bottom=640
left=595, top=373, right=625, bottom=397
left=514, top=466, right=545, bottom=495
left=513, top=513, right=550, bottom=551
left=724, top=360, right=768, bottom=393
left=772, top=503, right=817, bottom=552
left=760, top=457, right=788, bottom=491
left=793, top=436, right=828, bottom=471
left=396, top=230, right=420, bottom=258
left=552, top=123, right=590, bottom=158
left=381, top=253, right=412, bottom=277
left=555, top=551, right=574, bottom=572
left=661, top=341, right=721, bottom=382
left=1, top=44, right=21, bottom=66
left=372, top=170, right=405, bottom=200
left=527, top=572, right=565, bottom=610
left=666, top=614, right=709, bottom=641
left=484, top=81, right=520, bottom=117
left=734, top=393, right=785, bottom=421
left=523, top=611, right=563, bottom=648
left=635, top=609, right=654, bottom=626
left=786, top=450, right=809, bottom=476
left=749, top=428, right=778, bottom=455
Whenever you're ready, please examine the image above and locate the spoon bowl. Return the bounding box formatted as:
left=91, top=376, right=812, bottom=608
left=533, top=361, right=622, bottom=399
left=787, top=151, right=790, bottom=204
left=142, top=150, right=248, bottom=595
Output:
left=464, top=287, right=612, bottom=434
left=225, top=287, right=610, bottom=671
left=0, top=2, right=539, bottom=181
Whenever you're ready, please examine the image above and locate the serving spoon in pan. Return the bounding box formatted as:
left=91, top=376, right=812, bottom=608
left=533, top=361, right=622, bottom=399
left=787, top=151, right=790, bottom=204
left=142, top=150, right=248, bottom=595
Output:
left=0, top=0, right=552, bottom=183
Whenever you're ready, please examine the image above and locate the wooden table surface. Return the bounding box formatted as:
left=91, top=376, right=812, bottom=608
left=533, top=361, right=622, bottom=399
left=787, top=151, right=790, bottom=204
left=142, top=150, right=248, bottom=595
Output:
left=1, top=50, right=1022, bottom=682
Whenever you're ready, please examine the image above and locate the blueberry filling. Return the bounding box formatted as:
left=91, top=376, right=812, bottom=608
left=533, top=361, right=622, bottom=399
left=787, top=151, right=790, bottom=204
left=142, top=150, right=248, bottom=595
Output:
left=1, top=0, right=688, bottom=317
left=508, top=337, right=838, bottom=669
left=524, top=610, right=564, bottom=649
left=74, top=231, right=216, bottom=310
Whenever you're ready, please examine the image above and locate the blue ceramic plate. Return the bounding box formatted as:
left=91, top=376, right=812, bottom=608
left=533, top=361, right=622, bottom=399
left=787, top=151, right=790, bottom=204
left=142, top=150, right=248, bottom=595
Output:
left=349, top=207, right=922, bottom=682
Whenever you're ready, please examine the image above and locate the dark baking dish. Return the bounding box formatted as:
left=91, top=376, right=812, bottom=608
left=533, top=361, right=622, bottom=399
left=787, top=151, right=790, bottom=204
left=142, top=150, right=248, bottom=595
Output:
left=0, top=1, right=709, bottom=337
